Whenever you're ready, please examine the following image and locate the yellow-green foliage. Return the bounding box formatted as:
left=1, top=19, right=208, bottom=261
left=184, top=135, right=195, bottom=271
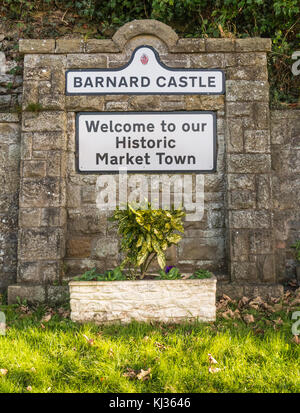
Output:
left=109, top=202, right=185, bottom=278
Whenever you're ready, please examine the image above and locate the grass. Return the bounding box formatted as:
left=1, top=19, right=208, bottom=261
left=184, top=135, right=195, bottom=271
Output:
left=0, top=302, right=299, bottom=393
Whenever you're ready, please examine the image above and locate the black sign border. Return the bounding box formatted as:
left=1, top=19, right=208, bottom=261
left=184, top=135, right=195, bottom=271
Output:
left=66, top=45, right=225, bottom=95
left=75, top=111, right=217, bottom=174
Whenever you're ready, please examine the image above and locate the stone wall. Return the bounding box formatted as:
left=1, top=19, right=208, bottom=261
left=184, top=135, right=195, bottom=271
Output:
left=0, top=20, right=298, bottom=302
left=0, top=113, right=20, bottom=292
left=271, top=110, right=300, bottom=281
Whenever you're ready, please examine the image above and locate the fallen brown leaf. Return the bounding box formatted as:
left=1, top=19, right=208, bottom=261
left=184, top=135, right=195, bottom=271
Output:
left=221, top=309, right=235, bottom=319
left=137, top=368, right=151, bottom=381
left=243, top=314, right=255, bottom=324
left=290, top=298, right=300, bottom=307
left=42, top=313, right=52, bottom=323
left=248, top=296, right=264, bottom=310
left=222, top=294, right=233, bottom=302
left=238, top=296, right=249, bottom=308
left=123, top=368, right=137, bottom=379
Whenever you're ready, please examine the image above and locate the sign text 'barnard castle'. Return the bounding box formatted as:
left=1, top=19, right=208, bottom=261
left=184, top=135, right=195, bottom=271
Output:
left=66, top=46, right=225, bottom=95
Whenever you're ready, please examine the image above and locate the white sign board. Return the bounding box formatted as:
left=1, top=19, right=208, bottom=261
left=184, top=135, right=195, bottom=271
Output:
left=66, top=46, right=225, bottom=95
left=76, top=112, right=216, bottom=173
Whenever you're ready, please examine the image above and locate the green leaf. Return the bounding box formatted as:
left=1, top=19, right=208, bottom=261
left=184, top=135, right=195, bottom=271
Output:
left=157, top=252, right=166, bottom=269
left=167, top=234, right=182, bottom=244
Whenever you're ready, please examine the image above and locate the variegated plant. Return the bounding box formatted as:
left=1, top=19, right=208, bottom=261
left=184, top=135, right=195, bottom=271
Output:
left=109, top=202, right=185, bottom=278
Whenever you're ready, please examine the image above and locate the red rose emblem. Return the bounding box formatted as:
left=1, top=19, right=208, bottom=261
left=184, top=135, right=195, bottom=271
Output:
left=140, top=54, right=149, bottom=65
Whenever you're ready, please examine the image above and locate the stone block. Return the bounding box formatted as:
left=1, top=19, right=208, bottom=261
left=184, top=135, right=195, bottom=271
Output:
left=190, top=53, right=225, bottom=68
left=20, top=177, right=62, bottom=208
left=41, top=207, right=66, bottom=227
left=66, top=54, right=107, bottom=68
left=47, top=286, right=69, bottom=304
left=67, top=238, right=92, bottom=258
left=0, top=95, right=11, bottom=110
left=18, top=262, right=39, bottom=283
left=23, top=111, right=66, bottom=132
left=253, top=103, right=269, bottom=129
left=226, top=102, right=253, bottom=117
left=228, top=154, right=271, bottom=173
left=231, top=262, right=258, bottom=282
left=231, top=229, right=249, bottom=262
left=8, top=284, right=45, bottom=304
left=19, top=39, right=55, bottom=53
left=68, top=209, right=107, bottom=235
left=0, top=113, right=20, bottom=123
left=243, top=283, right=283, bottom=299
left=226, top=80, right=269, bottom=102
left=23, top=160, right=46, bottom=178
left=226, top=118, right=244, bottom=152
left=185, top=95, right=224, bottom=110
left=249, top=230, right=273, bottom=254
left=85, top=39, right=119, bottom=53
left=235, top=52, right=267, bottom=67
left=92, top=237, right=119, bottom=258
left=112, top=19, right=179, bottom=49
left=256, top=174, right=271, bottom=209
left=230, top=210, right=271, bottom=229
left=19, top=208, right=41, bottom=228
left=160, top=54, right=189, bottom=68
left=81, top=186, right=96, bottom=204
left=205, top=38, right=235, bottom=52
left=170, top=38, right=205, bottom=53
left=56, top=39, right=85, bottom=53
left=235, top=38, right=271, bottom=52
left=0, top=122, right=20, bottom=145
left=32, top=131, right=65, bottom=151
left=178, top=237, right=223, bottom=261
left=244, top=130, right=270, bottom=153
left=129, top=95, right=161, bottom=111
left=229, top=190, right=256, bottom=209
left=228, top=174, right=255, bottom=190
left=21, top=133, right=32, bottom=160
left=18, top=228, right=65, bottom=261
left=67, top=184, right=81, bottom=208
left=227, top=66, right=267, bottom=81
left=66, top=95, right=105, bottom=111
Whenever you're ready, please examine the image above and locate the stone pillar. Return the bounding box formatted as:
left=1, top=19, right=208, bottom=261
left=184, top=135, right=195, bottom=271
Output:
left=225, top=39, right=277, bottom=288
left=8, top=50, right=67, bottom=303
left=0, top=113, right=20, bottom=292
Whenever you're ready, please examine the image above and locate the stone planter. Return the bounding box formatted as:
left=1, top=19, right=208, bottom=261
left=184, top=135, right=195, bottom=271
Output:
left=69, top=276, right=217, bottom=324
